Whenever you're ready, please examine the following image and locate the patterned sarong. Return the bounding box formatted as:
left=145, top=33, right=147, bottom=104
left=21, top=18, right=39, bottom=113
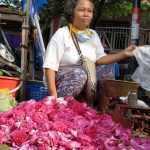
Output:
left=56, top=64, right=115, bottom=97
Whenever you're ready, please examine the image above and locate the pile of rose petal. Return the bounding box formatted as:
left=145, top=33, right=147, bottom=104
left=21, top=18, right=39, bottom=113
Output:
left=0, top=95, right=150, bottom=150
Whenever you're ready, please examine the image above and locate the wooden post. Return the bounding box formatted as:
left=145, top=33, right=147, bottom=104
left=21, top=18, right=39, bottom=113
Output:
left=50, top=16, right=61, bottom=39
left=20, top=0, right=30, bottom=102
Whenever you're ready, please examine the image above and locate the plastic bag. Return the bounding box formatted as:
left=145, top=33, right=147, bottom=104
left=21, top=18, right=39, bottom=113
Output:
left=120, top=96, right=149, bottom=108
left=131, top=45, right=150, bottom=91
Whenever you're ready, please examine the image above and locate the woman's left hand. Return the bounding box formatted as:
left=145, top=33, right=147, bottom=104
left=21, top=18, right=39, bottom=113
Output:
left=123, top=45, right=137, bottom=58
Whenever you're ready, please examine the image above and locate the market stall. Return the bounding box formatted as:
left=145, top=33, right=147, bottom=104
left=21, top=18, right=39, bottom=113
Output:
left=0, top=0, right=150, bottom=149
left=0, top=11, right=24, bottom=73
left=0, top=3, right=30, bottom=102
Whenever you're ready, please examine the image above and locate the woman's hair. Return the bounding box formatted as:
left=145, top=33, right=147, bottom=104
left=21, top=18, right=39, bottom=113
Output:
left=64, top=0, right=95, bottom=23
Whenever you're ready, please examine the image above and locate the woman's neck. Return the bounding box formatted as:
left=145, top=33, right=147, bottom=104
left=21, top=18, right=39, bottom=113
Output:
left=72, top=23, right=86, bottom=31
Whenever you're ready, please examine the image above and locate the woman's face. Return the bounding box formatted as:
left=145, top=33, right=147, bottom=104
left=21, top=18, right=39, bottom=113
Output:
left=72, top=0, right=94, bottom=30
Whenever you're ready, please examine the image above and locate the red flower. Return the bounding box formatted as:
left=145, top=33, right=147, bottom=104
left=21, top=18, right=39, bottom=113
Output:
left=54, top=121, right=68, bottom=132
left=41, top=103, right=54, bottom=114
left=104, top=136, right=119, bottom=150
left=11, top=130, right=28, bottom=146
left=32, top=112, right=48, bottom=123
left=78, top=134, right=93, bottom=146
left=36, top=122, right=51, bottom=132
left=0, top=97, right=149, bottom=149
left=12, top=110, right=25, bottom=121
left=37, top=142, right=50, bottom=150
left=59, top=140, right=81, bottom=149
left=0, top=133, right=5, bottom=144
left=98, top=114, right=115, bottom=130
left=20, top=119, right=35, bottom=132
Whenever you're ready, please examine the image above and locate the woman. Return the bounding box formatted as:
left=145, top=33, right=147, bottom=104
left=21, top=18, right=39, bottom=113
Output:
left=43, top=0, right=136, bottom=112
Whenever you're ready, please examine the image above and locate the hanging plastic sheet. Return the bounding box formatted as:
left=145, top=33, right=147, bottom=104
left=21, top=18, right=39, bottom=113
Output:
left=131, top=45, right=150, bottom=91
left=36, top=30, right=44, bottom=70
left=29, top=0, right=48, bottom=71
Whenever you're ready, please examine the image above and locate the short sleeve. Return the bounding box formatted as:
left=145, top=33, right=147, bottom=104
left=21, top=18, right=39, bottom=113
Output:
left=43, top=29, right=65, bottom=71
left=94, top=32, right=107, bottom=60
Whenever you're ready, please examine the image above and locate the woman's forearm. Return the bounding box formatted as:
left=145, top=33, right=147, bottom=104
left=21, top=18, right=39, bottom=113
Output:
left=96, top=51, right=126, bottom=65
left=45, top=68, right=58, bottom=98
left=96, top=45, right=137, bottom=65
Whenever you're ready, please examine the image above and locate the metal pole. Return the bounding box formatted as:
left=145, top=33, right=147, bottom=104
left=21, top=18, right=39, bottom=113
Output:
left=128, top=0, right=141, bottom=75
left=131, top=0, right=141, bottom=46
left=34, top=14, right=46, bottom=53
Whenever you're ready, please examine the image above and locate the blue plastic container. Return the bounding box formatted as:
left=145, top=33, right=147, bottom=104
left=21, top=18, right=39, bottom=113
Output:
left=26, top=81, right=49, bottom=101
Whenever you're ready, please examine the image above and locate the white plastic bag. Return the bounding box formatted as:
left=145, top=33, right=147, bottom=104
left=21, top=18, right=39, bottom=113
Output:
left=0, top=43, right=14, bottom=62
left=120, top=97, right=149, bottom=108
left=131, top=45, right=150, bottom=91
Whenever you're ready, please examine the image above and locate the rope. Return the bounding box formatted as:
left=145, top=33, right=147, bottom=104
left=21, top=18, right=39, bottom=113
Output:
left=10, top=81, right=23, bottom=94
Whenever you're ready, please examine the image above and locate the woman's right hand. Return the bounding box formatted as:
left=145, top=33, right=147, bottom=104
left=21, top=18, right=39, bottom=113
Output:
left=51, top=92, right=58, bottom=98
left=122, top=45, right=137, bottom=58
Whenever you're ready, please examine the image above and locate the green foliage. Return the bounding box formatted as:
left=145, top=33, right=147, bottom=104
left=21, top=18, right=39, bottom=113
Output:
left=1, top=0, right=150, bottom=30
left=140, top=2, right=150, bottom=28
left=0, top=0, right=21, bottom=8
left=39, top=0, right=66, bottom=30
left=102, top=2, right=133, bottom=18
left=61, top=19, right=68, bottom=27
left=141, top=2, right=150, bottom=11
left=101, top=1, right=150, bottom=19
